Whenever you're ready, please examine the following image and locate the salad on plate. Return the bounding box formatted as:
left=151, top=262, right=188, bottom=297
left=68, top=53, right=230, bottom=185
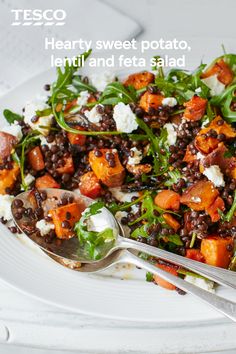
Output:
left=1, top=50, right=236, bottom=293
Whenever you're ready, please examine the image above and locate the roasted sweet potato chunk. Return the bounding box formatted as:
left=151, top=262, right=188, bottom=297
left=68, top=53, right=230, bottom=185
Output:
left=195, top=116, right=236, bottom=154
left=0, top=162, right=19, bottom=194
left=28, top=146, right=45, bottom=171
left=183, top=95, right=207, bottom=121
left=206, top=196, right=225, bottom=222
left=183, top=145, right=197, bottom=163
left=79, top=171, right=102, bottom=199
left=67, top=126, right=86, bottom=146
left=50, top=202, right=83, bottom=239
left=123, top=71, right=154, bottom=90
left=186, top=249, right=205, bottom=263
left=153, top=263, right=178, bottom=291
left=89, top=149, right=125, bottom=187
left=180, top=181, right=219, bottom=211
left=201, top=59, right=234, bottom=85
left=0, top=132, right=17, bottom=162
left=56, top=156, right=74, bottom=175
left=154, top=190, right=180, bottom=211
left=200, top=236, right=234, bottom=268
left=35, top=174, right=60, bottom=189
left=139, top=91, right=164, bottom=112
left=126, top=163, right=152, bottom=176
left=163, top=213, right=180, bottom=232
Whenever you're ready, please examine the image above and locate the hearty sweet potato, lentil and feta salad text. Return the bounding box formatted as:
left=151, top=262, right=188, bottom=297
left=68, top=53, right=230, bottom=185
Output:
left=1, top=50, right=236, bottom=292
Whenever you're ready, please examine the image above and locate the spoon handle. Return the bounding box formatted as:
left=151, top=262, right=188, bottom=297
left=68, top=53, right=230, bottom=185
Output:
left=119, top=250, right=236, bottom=322
left=117, top=237, right=236, bottom=289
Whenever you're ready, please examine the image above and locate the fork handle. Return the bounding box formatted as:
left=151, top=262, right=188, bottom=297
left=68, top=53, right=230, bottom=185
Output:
left=119, top=250, right=236, bottom=322
left=117, top=237, right=236, bottom=289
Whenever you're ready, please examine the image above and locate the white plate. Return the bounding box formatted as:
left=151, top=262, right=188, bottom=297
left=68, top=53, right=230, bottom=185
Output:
left=0, top=39, right=235, bottom=323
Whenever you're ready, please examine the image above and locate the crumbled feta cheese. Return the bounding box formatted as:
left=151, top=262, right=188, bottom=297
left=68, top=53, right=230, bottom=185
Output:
left=85, top=207, right=117, bottom=233
left=1, top=122, right=22, bottom=141
left=203, top=165, right=225, bottom=187
left=115, top=211, right=130, bottom=236
left=113, top=103, right=138, bottom=133
left=76, top=91, right=90, bottom=108
left=0, top=194, right=14, bottom=221
left=24, top=174, right=35, bottom=187
left=109, top=187, right=139, bottom=203
left=90, top=71, right=116, bottom=91
left=201, top=75, right=225, bottom=96
left=24, top=96, right=53, bottom=136
left=36, top=219, right=55, bottom=237
left=185, top=275, right=215, bottom=293
left=196, top=152, right=205, bottom=160
left=84, top=105, right=103, bottom=124
left=127, top=147, right=142, bottom=165
left=195, top=87, right=202, bottom=94
left=164, top=123, right=177, bottom=145
left=162, top=97, right=177, bottom=107
left=39, top=135, right=55, bottom=147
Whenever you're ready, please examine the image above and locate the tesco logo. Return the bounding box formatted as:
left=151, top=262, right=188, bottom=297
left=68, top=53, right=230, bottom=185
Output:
left=11, top=9, right=66, bottom=26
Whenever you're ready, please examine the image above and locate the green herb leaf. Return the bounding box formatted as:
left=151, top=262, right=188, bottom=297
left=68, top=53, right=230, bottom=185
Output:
left=146, top=272, right=154, bottom=282
left=99, top=82, right=137, bottom=105
left=222, top=190, right=236, bottom=222
left=164, top=169, right=182, bottom=187
left=3, top=109, right=23, bottom=124
left=72, top=76, right=97, bottom=93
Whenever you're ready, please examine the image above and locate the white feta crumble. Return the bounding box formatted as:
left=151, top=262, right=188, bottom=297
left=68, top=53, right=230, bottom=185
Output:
left=84, top=105, right=103, bottom=124
left=85, top=207, right=117, bottom=233
left=127, top=147, right=142, bottom=165
left=0, top=194, right=14, bottom=221
left=201, top=74, right=225, bottom=96
left=109, top=187, right=139, bottom=203
left=201, top=117, right=210, bottom=128
left=185, top=275, right=215, bottom=293
left=203, top=165, right=225, bottom=187
left=39, top=135, right=55, bottom=147
left=115, top=211, right=130, bottom=236
left=195, top=87, right=202, bottom=94
left=196, top=151, right=205, bottom=160
left=1, top=122, right=22, bottom=141
left=164, top=123, right=177, bottom=145
left=162, top=97, right=177, bottom=107
left=24, top=174, right=35, bottom=187
left=113, top=102, right=138, bottom=133
left=76, top=90, right=90, bottom=108
left=36, top=219, right=55, bottom=237
left=90, top=71, right=116, bottom=91
left=24, top=96, right=53, bottom=136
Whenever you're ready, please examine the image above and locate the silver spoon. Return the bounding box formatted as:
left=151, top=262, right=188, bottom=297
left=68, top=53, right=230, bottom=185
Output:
left=11, top=188, right=236, bottom=289
left=11, top=188, right=236, bottom=322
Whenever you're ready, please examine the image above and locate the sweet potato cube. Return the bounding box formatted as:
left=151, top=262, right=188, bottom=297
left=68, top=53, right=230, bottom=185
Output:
left=0, top=162, right=19, bottom=194
left=35, top=174, right=60, bottom=189
left=123, top=71, right=154, bottom=90
left=201, top=59, right=234, bottom=85
left=200, top=236, right=234, bottom=268
left=180, top=181, right=219, bottom=211
left=139, top=91, right=164, bottom=112
left=206, top=196, right=225, bottom=222
left=183, top=95, right=207, bottom=121
left=56, top=156, right=74, bottom=175
left=0, top=132, right=17, bottom=162
left=79, top=171, right=102, bottom=199
left=183, top=145, right=197, bottom=163
left=153, top=263, right=178, bottom=291
left=89, top=149, right=125, bottom=187
left=67, top=126, right=86, bottom=146
left=154, top=190, right=180, bottom=211
left=163, top=213, right=180, bottom=232
left=28, top=146, right=45, bottom=171
left=50, top=202, right=82, bottom=239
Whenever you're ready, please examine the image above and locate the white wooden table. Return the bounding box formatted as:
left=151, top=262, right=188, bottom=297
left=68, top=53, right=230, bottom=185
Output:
left=1, top=0, right=236, bottom=352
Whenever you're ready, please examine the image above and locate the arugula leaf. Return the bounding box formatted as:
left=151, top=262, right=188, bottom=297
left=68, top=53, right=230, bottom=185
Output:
left=3, top=109, right=23, bottom=124
left=163, top=234, right=183, bottom=246
left=99, top=82, right=137, bottom=105
left=72, top=76, right=97, bottom=93
left=12, top=132, right=40, bottom=190
left=136, top=118, right=170, bottom=175
left=74, top=201, right=116, bottom=260
left=222, top=190, right=236, bottom=222
left=146, top=272, right=154, bottom=282
left=164, top=170, right=182, bottom=187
